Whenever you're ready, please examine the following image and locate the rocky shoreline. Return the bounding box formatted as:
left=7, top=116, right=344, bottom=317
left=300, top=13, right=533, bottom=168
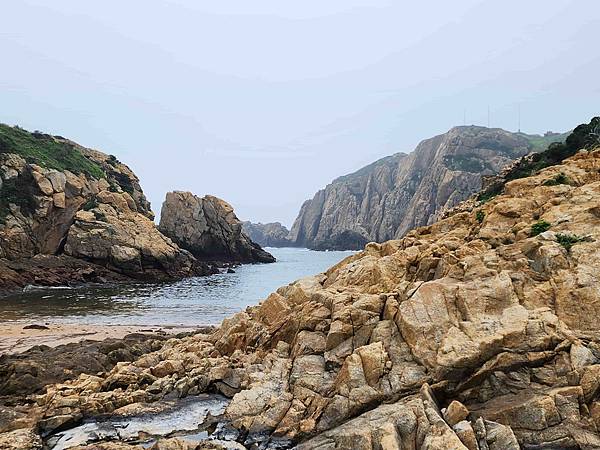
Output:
left=0, top=323, right=208, bottom=355
left=3, top=146, right=600, bottom=448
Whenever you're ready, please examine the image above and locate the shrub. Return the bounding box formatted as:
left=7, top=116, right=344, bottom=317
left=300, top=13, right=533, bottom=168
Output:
left=475, top=210, right=485, bottom=223
left=0, top=173, right=37, bottom=223
left=107, top=154, right=121, bottom=167
left=506, top=117, right=600, bottom=182
left=530, top=220, right=551, bottom=236
left=82, top=197, right=99, bottom=211
left=542, top=173, right=570, bottom=186
left=556, top=233, right=584, bottom=251
left=93, top=210, right=107, bottom=222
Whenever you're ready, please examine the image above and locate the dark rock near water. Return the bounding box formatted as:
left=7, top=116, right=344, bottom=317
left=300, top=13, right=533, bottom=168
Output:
left=21, top=325, right=49, bottom=331
left=0, top=255, right=129, bottom=296
left=0, top=334, right=168, bottom=398
left=159, top=192, right=275, bottom=264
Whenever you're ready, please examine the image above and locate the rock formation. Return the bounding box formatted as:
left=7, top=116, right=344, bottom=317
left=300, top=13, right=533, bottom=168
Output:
left=159, top=192, right=275, bottom=264
left=289, top=126, right=566, bottom=250
left=242, top=221, right=295, bottom=248
left=3, top=127, right=600, bottom=448
left=0, top=124, right=209, bottom=293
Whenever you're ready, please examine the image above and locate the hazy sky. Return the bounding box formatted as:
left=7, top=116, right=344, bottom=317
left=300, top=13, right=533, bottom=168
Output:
left=2, top=1, right=599, bottom=226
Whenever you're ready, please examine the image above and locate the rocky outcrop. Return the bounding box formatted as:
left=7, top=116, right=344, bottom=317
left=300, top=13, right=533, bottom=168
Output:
left=242, top=221, right=295, bottom=248
left=4, top=138, right=600, bottom=448
left=0, top=333, right=170, bottom=398
left=0, top=125, right=210, bottom=292
left=159, top=192, right=275, bottom=264
left=289, top=126, right=563, bottom=250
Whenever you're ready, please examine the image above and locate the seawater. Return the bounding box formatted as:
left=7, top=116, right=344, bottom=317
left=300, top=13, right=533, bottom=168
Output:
left=0, top=248, right=354, bottom=326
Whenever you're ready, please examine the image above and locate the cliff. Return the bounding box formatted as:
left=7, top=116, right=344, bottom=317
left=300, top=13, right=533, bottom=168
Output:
left=159, top=192, right=276, bottom=264
left=242, top=221, right=295, bottom=248
left=4, top=121, right=600, bottom=449
left=289, top=126, right=566, bottom=250
left=0, top=124, right=209, bottom=292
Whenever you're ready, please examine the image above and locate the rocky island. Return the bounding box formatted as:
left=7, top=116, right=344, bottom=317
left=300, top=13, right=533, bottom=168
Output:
left=1, top=118, right=600, bottom=449
left=0, top=125, right=273, bottom=295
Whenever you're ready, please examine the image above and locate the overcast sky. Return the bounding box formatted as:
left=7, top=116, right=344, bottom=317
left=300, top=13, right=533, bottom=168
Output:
left=1, top=1, right=599, bottom=226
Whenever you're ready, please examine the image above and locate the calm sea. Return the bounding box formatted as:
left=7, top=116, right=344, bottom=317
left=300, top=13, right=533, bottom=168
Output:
left=0, top=248, right=354, bottom=326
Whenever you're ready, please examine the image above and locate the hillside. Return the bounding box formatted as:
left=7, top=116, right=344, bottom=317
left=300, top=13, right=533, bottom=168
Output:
left=289, top=126, right=566, bottom=250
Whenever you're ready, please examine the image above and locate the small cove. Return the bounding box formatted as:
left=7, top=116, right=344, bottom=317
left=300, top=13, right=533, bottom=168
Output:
left=0, top=248, right=354, bottom=327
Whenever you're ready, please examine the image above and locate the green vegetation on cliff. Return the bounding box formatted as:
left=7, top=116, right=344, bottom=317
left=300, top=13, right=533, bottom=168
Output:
left=507, top=117, right=600, bottom=180
left=520, top=131, right=569, bottom=153
left=0, top=124, right=105, bottom=179
left=0, top=174, right=37, bottom=223
left=477, top=117, right=600, bottom=203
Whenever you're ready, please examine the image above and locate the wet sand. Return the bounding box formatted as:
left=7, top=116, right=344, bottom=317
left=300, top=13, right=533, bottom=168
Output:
left=0, top=322, right=204, bottom=355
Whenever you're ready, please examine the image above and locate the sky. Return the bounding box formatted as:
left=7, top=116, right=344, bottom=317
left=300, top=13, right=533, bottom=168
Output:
left=1, top=1, right=599, bottom=226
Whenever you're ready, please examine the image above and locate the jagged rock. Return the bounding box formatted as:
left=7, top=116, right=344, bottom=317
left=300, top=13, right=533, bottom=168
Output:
left=64, top=193, right=208, bottom=279
left=0, top=428, right=42, bottom=450
left=242, top=221, right=295, bottom=248
left=444, top=400, right=470, bottom=426
left=159, top=192, right=275, bottom=264
left=0, top=125, right=209, bottom=291
left=289, top=126, right=558, bottom=250
left=0, top=334, right=168, bottom=398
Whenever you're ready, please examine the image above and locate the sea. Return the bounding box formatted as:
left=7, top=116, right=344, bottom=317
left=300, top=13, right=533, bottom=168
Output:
left=0, top=248, right=355, bottom=326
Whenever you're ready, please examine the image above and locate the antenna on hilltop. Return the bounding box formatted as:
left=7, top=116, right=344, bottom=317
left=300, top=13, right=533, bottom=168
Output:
left=518, top=104, right=521, bottom=133
left=487, top=105, right=490, bottom=128
left=463, top=109, right=466, bottom=126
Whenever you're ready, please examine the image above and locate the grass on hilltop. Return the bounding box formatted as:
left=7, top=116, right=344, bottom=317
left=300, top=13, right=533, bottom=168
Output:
left=0, top=124, right=105, bottom=179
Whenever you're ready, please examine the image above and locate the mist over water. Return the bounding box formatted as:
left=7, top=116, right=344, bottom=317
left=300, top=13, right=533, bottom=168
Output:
left=0, top=248, right=354, bottom=326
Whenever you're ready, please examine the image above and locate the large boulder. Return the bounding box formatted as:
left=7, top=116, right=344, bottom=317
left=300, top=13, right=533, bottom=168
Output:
left=159, top=192, right=275, bottom=264
left=63, top=193, right=208, bottom=280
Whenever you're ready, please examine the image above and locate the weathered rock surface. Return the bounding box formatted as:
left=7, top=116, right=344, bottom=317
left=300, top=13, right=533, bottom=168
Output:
left=0, top=126, right=210, bottom=293
left=289, top=126, right=558, bottom=250
left=159, top=192, right=275, bottom=264
left=0, top=333, right=170, bottom=398
left=3, top=145, right=600, bottom=448
left=242, top=221, right=295, bottom=248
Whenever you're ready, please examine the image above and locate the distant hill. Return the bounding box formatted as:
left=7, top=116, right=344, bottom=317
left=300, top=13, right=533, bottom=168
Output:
left=289, top=126, right=566, bottom=250
left=242, top=221, right=296, bottom=248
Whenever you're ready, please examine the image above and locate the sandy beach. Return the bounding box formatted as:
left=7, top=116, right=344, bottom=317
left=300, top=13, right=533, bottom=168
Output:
left=0, top=322, right=205, bottom=355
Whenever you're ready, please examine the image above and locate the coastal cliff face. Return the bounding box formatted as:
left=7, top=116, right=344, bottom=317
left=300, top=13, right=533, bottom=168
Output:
left=6, top=130, right=600, bottom=449
left=242, top=221, right=295, bottom=248
left=159, top=192, right=275, bottom=264
left=0, top=125, right=208, bottom=291
left=289, top=126, right=563, bottom=250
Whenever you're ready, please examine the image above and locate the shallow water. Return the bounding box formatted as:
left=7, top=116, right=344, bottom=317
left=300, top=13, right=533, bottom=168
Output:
left=48, top=394, right=228, bottom=449
left=0, top=248, right=354, bottom=326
